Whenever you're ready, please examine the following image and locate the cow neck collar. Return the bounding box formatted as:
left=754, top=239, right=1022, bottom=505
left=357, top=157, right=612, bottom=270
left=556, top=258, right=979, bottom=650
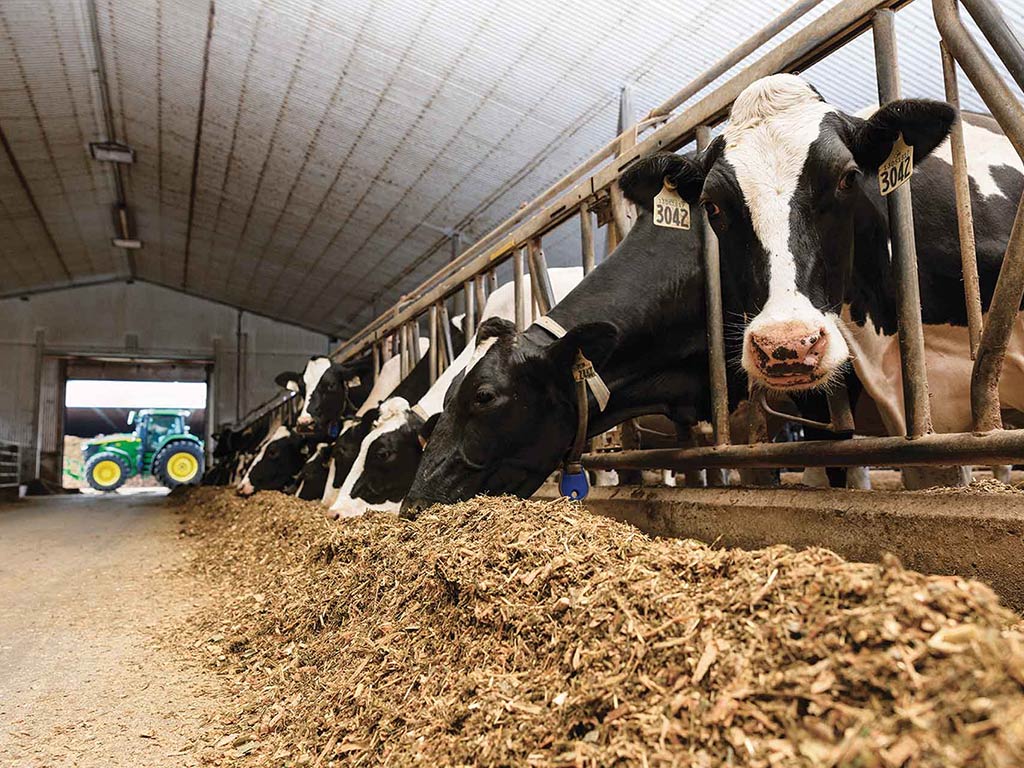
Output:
left=530, top=316, right=610, bottom=411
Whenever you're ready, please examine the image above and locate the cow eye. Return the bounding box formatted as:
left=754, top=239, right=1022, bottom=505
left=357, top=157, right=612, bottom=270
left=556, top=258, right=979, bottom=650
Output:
left=473, top=388, right=497, bottom=407
left=837, top=169, right=859, bottom=192
left=703, top=201, right=722, bottom=220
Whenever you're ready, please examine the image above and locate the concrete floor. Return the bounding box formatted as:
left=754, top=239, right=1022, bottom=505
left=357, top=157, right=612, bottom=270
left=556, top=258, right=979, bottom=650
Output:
left=0, top=491, right=224, bottom=767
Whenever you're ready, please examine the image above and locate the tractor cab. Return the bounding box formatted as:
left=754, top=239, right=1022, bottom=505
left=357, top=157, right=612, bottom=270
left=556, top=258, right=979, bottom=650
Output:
left=129, top=409, right=191, bottom=456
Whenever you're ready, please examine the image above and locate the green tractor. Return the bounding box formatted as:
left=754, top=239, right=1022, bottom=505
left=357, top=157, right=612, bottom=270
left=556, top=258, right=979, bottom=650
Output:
left=82, top=409, right=204, bottom=492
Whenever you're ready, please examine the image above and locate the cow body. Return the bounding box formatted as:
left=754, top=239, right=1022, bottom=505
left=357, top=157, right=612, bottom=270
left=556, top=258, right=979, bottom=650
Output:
left=402, top=166, right=718, bottom=516
left=328, top=268, right=584, bottom=519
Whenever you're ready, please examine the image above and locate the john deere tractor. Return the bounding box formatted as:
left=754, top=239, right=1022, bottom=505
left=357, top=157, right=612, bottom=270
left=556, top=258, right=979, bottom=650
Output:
left=82, top=409, right=204, bottom=492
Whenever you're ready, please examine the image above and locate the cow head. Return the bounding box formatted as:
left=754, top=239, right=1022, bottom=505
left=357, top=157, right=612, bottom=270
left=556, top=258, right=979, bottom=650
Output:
left=401, top=316, right=617, bottom=518
left=688, top=74, right=954, bottom=391
left=327, top=398, right=431, bottom=519
left=237, top=427, right=311, bottom=496
left=294, top=357, right=332, bottom=427
left=326, top=412, right=377, bottom=496
left=304, top=361, right=365, bottom=429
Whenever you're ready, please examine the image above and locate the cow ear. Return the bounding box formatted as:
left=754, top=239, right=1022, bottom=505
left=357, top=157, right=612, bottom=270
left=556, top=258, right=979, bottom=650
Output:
left=849, top=99, right=955, bottom=172
left=620, top=152, right=706, bottom=210
left=418, top=413, right=440, bottom=449
left=477, top=317, right=517, bottom=342
left=275, top=371, right=302, bottom=391
left=545, top=321, right=619, bottom=373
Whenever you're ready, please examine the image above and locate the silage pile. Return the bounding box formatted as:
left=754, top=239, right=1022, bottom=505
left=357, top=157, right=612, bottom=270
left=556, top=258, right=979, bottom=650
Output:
left=175, top=488, right=1024, bottom=767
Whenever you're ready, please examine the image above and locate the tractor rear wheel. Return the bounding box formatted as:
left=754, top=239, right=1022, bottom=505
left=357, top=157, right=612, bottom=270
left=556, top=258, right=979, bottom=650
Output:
left=85, top=452, right=130, bottom=492
left=153, top=441, right=204, bottom=488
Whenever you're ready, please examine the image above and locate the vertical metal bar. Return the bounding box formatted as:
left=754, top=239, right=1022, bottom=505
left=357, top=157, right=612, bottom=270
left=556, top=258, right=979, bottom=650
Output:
left=409, top=319, right=422, bottom=365
left=941, top=42, right=984, bottom=359
left=873, top=10, right=933, bottom=438
left=474, top=275, right=487, bottom=323
left=428, top=306, right=439, bottom=385
left=439, top=303, right=455, bottom=367
left=695, top=126, right=731, bottom=447
left=972, top=199, right=1024, bottom=432
left=399, top=324, right=409, bottom=378
left=463, top=281, right=475, bottom=339
left=487, top=269, right=497, bottom=294
left=372, top=342, right=380, bottom=383
left=513, top=248, right=526, bottom=332
left=527, top=238, right=556, bottom=314
left=580, top=203, right=596, bottom=275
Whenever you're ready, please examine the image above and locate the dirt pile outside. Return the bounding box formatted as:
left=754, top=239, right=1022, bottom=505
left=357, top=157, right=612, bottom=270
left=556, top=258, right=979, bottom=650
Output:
left=174, top=488, right=1024, bottom=767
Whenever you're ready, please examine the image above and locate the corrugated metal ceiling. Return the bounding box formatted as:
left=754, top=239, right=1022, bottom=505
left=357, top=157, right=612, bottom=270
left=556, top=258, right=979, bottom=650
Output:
left=0, top=0, right=1021, bottom=335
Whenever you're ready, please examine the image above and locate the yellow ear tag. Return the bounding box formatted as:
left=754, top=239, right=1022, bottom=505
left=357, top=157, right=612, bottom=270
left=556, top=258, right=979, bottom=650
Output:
left=878, top=133, right=913, bottom=196
left=653, top=177, right=691, bottom=230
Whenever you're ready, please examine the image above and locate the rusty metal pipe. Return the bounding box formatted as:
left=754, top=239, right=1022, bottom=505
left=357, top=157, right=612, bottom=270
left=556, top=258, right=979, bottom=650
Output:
left=527, top=239, right=556, bottom=314
left=873, top=10, right=933, bottom=438
left=941, top=42, right=984, bottom=359
left=584, top=429, right=1024, bottom=472
left=695, top=126, right=731, bottom=447
left=580, top=204, right=596, bottom=275
left=513, top=249, right=526, bottom=332
left=428, top=305, right=438, bottom=385
left=462, top=281, right=475, bottom=339
left=972, top=196, right=1024, bottom=432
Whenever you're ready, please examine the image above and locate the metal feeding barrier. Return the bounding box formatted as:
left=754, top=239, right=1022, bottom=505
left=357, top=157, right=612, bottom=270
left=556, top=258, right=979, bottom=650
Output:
left=312, top=0, right=1024, bottom=482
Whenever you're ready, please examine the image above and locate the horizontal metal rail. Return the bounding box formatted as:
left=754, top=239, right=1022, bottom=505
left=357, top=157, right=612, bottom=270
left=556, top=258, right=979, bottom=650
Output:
left=330, top=0, right=907, bottom=363
left=583, top=430, right=1024, bottom=472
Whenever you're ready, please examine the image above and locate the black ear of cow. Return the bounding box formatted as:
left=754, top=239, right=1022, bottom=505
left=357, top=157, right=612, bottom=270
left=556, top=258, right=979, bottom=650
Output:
left=275, top=371, right=302, bottom=391
left=477, top=317, right=517, bottom=342
left=546, top=321, right=619, bottom=374
left=418, top=413, right=441, bottom=448
left=849, top=99, right=956, bottom=172
left=620, top=152, right=706, bottom=210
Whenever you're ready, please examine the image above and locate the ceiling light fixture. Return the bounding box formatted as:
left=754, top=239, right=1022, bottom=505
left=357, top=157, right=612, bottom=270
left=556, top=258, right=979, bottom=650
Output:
left=111, top=204, right=142, bottom=249
left=89, top=140, right=134, bottom=164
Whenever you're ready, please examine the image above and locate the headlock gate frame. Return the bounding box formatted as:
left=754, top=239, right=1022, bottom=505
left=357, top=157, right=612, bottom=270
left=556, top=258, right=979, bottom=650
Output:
left=315, top=0, right=1024, bottom=481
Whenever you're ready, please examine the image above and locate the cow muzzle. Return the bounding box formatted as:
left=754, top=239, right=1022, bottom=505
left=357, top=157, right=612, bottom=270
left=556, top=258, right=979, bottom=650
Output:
left=237, top=480, right=255, bottom=497
left=747, top=322, right=830, bottom=389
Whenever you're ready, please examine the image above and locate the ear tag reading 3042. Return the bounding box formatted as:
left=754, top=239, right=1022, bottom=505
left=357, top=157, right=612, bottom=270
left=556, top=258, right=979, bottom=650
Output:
left=653, top=178, right=690, bottom=230
left=878, top=133, right=913, bottom=196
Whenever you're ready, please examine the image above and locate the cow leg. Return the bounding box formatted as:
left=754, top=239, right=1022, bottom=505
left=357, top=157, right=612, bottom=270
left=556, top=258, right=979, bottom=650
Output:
left=846, top=465, right=872, bottom=490
left=683, top=469, right=706, bottom=488
left=993, top=465, right=1012, bottom=484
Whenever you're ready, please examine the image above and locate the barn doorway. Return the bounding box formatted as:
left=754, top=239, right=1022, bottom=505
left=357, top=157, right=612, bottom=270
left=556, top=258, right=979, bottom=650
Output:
left=35, top=357, right=213, bottom=493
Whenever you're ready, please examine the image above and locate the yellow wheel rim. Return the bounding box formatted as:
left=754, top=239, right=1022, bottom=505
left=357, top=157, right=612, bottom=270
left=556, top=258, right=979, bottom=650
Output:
left=167, top=452, right=199, bottom=482
left=93, top=460, right=122, bottom=486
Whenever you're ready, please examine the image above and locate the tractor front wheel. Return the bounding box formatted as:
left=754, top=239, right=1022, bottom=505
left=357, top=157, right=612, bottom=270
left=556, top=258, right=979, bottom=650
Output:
left=153, top=441, right=204, bottom=488
left=85, top=452, right=130, bottom=492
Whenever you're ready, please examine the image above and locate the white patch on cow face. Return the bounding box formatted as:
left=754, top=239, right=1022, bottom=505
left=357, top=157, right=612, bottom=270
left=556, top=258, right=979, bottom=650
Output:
left=296, top=357, right=332, bottom=425
left=464, top=336, right=498, bottom=375
left=724, top=75, right=850, bottom=388
left=327, top=397, right=411, bottom=520
left=237, top=425, right=290, bottom=496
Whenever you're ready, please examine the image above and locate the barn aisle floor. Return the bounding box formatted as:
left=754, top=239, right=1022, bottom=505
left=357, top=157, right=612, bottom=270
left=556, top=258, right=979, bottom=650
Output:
left=0, top=492, right=226, bottom=767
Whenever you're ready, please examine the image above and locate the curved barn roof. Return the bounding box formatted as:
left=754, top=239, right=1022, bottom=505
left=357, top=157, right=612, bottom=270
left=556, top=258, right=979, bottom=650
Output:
left=1, top=0, right=1020, bottom=334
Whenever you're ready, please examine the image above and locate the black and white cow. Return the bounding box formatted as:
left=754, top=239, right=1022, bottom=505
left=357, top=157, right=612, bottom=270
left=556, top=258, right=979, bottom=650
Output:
left=294, top=442, right=332, bottom=501
left=237, top=425, right=316, bottom=496
left=326, top=268, right=584, bottom=519
left=203, top=411, right=278, bottom=485
left=320, top=324, right=466, bottom=508
left=282, top=354, right=375, bottom=432
left=676, top=74, right=1024, bottom=436
left=401, top=162, right=722, bottom=516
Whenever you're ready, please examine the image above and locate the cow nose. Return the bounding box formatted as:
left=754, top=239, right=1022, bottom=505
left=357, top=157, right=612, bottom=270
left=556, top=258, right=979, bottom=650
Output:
left=749, top=326, right=828, bottom=375
left=297, top=414, right=313, bottom=426
left=237, top=481, right=254, bottom=497
left=399, top=498, right=427, bottom=520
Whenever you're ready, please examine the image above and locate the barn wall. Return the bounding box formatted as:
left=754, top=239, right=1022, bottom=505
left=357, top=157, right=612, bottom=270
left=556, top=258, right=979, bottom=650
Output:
left=0, top=281, right=331, bottom=481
